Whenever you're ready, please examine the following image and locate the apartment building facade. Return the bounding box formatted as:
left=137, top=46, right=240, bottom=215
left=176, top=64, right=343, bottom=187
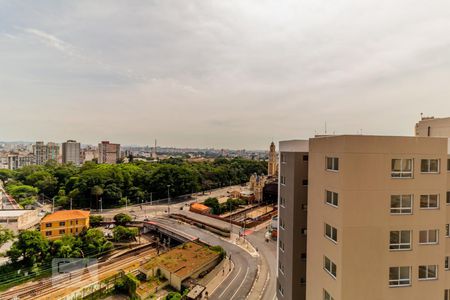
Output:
left=277, top=140, right=309, bottom=300
left=33, top=141, right=60, bottom=165
left=40, top=210, right=90, bottom=240
left=98, top=141, right=120, bottom=164
left=279, top=134, right=450, bottom=300
left=62, top=140, right=81, bottom=165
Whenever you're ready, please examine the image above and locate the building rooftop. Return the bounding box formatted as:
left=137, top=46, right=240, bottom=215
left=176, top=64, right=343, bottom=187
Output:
left=142, top=242, right=220, bottom=278
left=41, top=210, right=90, bottom=222
left=0, top=209, right=34, bottom=218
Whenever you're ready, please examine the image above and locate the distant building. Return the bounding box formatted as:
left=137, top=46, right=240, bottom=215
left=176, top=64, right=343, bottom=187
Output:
left=33, top=141, right=60, bottom=165
left=0, top=151, right=34, bottom=170
left=415, top=115, right=450, bottom=137
left=98, top=141, right=120, bottom=164
left=62, top=140, right=81, bottom=165
left=0, top=209, right=39, bottom=233
left=267, top=141, right=278, bottom=177
left=81, top=146, right=98, bottom=163
left=40, top=210, right=90, bottom=240
left=249, top=173, right=268, bottom=202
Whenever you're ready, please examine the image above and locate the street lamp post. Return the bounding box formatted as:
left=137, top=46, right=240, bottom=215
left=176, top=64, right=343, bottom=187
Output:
left=99, top=197, right=103, bottom=213
left=167, top=185, right=171, bottom=214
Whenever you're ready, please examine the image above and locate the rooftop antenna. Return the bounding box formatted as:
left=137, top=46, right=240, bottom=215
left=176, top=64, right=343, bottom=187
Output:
left=325, top=122, right=327, bottom=134
left=420, top=112, right=423, bottom=120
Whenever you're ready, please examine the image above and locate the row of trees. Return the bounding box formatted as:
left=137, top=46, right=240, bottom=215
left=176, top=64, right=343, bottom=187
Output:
left=0, top=157, right=266, bottom=209
left=203, top=197, right=247, bottom=215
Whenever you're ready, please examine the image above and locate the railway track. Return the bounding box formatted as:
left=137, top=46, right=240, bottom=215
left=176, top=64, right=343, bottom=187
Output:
left=0, top=245, right=157, bottom=300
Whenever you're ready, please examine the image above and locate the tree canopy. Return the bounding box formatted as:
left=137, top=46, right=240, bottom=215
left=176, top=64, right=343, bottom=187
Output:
left=0, top=157, right=266, bottom=209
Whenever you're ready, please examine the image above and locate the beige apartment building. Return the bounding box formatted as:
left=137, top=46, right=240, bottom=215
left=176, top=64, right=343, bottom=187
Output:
left=98, top=141, right=120, bottom=164
left=278, top=134, right=450, bottom=300
left=62, top=140, right=81, bottom=165
left=416, top=116, right=450, bottom=137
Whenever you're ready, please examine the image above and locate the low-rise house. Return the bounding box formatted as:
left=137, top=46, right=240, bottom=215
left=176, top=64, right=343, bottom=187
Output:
left=0, top=209, right=39, bottom=233
left=40, top=210, right=90, bottom=240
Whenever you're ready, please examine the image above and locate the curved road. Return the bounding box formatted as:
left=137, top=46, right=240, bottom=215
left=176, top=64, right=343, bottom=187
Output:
left=154, top=217, right=258, bottom=300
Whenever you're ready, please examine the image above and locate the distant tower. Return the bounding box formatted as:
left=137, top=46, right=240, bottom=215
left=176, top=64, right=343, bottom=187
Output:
left=151, top=139, right=157, bottom=159
left=268, top=141, right=278, bottom=177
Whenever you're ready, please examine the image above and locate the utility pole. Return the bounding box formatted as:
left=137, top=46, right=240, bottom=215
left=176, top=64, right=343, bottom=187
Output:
left=70, top=198, right=72, bottom=210
left=52, top=197, right=55, bottom=213
left=167, top=185, right=171, bottom=214
left=150, top=192, right=153, bottom=206
left=99, top=197, right=103, bottom=213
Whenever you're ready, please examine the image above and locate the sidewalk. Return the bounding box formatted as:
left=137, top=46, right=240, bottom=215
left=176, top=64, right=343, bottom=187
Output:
left=201, top=257, right=234, bottom=299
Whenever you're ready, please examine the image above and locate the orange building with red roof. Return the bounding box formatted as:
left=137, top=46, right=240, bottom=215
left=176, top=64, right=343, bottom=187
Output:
left=40, top=210, right=90, bottom=240
left=190, top=203, right=211, bottom=214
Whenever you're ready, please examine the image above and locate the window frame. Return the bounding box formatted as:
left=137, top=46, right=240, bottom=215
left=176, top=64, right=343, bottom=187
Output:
left=323, top=289, right=335, bottom=300
left=419, top=229, right=439, bottom=245
left=418, top=265, right=438, bottom=281
left=445, top=257, right=449, bottom=271
left=421, top=159, right=440, bottom=173
left=389, top=230, right=412, bottom=251
left=326, top=157, right=339, bottom=171
left=324, top=223, right=338, bottom=244
left=391, top=158, right=413, bottom=178
left=324, top=256, right=337, bottom=279
left=389, top=266, right=411, bottom=287
left=419, top=194, right=439, bottom=210
left=390, top=195, right=413, bottom=215
left=325, top=190, right=339, bottom=207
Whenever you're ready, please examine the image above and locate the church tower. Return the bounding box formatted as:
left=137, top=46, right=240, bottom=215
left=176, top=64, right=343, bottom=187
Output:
left=268, top=141, right=278, bottom=177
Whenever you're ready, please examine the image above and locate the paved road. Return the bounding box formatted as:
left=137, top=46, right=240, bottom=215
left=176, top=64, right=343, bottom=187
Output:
left=153, top=216, right=258, bottom=300
left=246, top=226, right=277, bottom=300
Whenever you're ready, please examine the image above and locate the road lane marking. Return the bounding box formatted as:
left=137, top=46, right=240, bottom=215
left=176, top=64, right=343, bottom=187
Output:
left=218, top=266, right=242, bottom=298
left=230, top=267, right=249, bottom=300
left=209, top=260, right=235, bottom=296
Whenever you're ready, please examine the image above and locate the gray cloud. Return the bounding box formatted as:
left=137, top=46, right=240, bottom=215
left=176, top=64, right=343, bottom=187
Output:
left=1, top=0, right=450, bottom=149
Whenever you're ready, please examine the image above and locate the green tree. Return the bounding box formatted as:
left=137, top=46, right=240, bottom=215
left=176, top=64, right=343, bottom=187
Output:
left=0, top=225, right=14, bottom=248
left=7, top=230, right=50, bottom=266
left=81, top=228, right=113, bottom=255
left=0, top=169, right=14, bottom=184
left=203, top=197, right=221, bottom=215
left=112, top=226, right=138, bottom=242
left=51, top=235, right=83, bottom=258
left=114, top=213, right=132, bottom=226
left=89, top=215, right=104, bottom=227
left=91, top=185, right=103, bottom=210
left=5, top=184, right=39, bottom=206
left=25, top=170, right=58, bottom=197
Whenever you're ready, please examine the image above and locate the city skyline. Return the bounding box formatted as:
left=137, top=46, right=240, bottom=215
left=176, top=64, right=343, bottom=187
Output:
left=2, top=1, right=450, bottom=149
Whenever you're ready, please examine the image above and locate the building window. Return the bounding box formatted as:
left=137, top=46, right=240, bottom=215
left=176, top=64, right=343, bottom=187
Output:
left=390, top=195, right=413, bottom=214
left=59, top=221, right=65, bottom=226
left=279, top=240, right=285, bottom=252
left=447, top=159, right=450, bottom=171
left=447, top=191, right=450, bottom=204
left=447, top=224, right=450, bottom=237
left=45, top=231, right=52, bottom=236
left=280, top=218, right=286, bottom=230
left=418, top=265, right=438, bottom=280
left=326, top=190, right=338, bottom=207
left=59, top=229, right=65, bottom=234
left=278, top=281, right=284, bottom=296
left=389, top=231, right=411, bottom=250
left=324, top=256, right=337, bottom=278
left=324, top=290, right=335, bottom=300
left=391, top=159, right=413, bottom=178
left=280, top=176, right=286, bottom=185
left=281, top=153, right=286, bottom=164
left=280, top=197, right=286, bottom=207
left=446, top=289, right=450, bottom=300
left=303, top=155, right=308, bottom=161
left=301, top=228, right=307, bottom=236
left=389, top=266, right=411, bottom=287
left=419, top=229, right=438, bottom=244
left=301, top=253, right=307, bottom=261
left=326, top=157, right=339, bottom=171
left=325, top=223, right=338, bottom=243
left=445, top=257, right=449, bottom=270
left=76, top=220, right=79, bottom=225
left=302, top=179, right=308, bottom=186
left=45, top=223, right=52, bottom=228
left=421, top=159, right=440, bottom=173
left=279, top=261, right=285, bottom=275
left=420, top=194, right=439, bottom=209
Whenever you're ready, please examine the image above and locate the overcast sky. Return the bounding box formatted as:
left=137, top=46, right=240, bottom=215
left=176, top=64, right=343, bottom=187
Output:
left=1, top=0, right=450, bottom=150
